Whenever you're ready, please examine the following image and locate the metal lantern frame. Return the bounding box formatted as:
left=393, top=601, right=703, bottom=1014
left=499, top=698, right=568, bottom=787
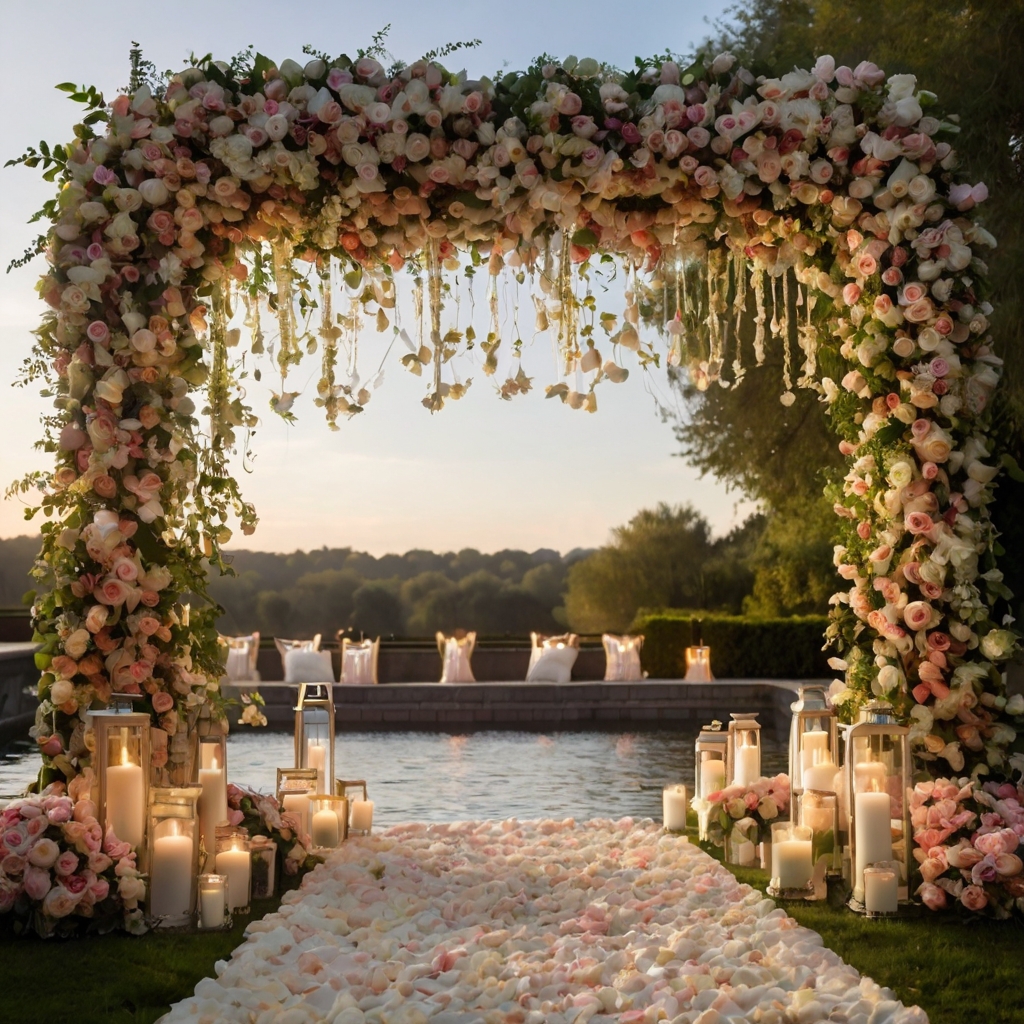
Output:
left=310, top=794, right=349, bottom=849
left=196, top=730, right=228, bottom=778
left=694, top=722, right=728, bottom=842
left=788, top=685, right=839, bottom=802
left=725, top=712, right=762, bottom=788
left=89, top=695, right=151, bottom=858
left=277, top=767, right=319, bottom=838
left=842, top=700, right=912, bottom=914
left=294, top=682, right=335, bottom=793
left=147, top=785, right=203, bottom=928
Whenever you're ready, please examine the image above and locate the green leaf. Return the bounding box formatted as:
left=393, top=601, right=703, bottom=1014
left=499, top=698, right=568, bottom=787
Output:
left=1001, top=453, right=1024, bottom=482
left=252, top=52, right=276, bottom=85
left=571, top=227, right=599, bottom=248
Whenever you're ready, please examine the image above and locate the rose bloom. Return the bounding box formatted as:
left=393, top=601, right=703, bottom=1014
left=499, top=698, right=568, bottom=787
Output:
left=27, top=837, right=60, bottom=868
left=84, top=604, right=109, bottom=633
left=904, top=601, right=936, bottom=631
left=42, top=886, right=78, bottom=918
left=918, top=882, right=947, bottom=910
left=23, top=865, right=53, bottom=901
left=54, top=849, right=80, bottom=876
left=151, top=691, right=175, bottom=714
left=960, top=884, right=988, bottom=912
left=97, top=578, right=132, bottom=607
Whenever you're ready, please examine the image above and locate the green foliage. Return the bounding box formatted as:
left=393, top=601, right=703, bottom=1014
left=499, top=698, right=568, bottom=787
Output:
left=632, top=610, right=831, bottom=679
left=564, top=504, right=761, bottom=633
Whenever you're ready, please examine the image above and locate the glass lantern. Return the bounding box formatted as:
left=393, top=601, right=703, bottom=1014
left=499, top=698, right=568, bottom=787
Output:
left=196, top=733, right=228, bottom=865
left=767, top=822, right=816, bottom=899
left=277, top=767, right=319, bottom=839
left=799, top=789, right=840, bottom=877
left=197, top=872, right=229, bottom=930
left=310, top=795, right=349, bottom=850
left=694, top=722, right=727, bottom=841
left=89, top=695, right=150, bottom=854
left=788, top=685, right=839, bottom=803
left=842, top=701, right=911, bottom=913
left=294, top=682, right=335, bottom=793
left=726, top=713, right=762, bottom=788
left=147, top=785, right=202, bottom=928
left=214, top=828, right=251, bottom=915
left=249, top=836, right=278, bottom=900
left=337, top=779, right=372, bottom=835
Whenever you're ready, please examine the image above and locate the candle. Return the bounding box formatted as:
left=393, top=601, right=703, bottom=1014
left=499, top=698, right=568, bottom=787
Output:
left=150, top=825, right=194, bottom=920
left=307, top=741, right=327, bottom=791
left=799, top=730, right=830, bottom=774
left=700, top=758, right=726, bottom=798
left=773, top=836, right=813, bottom=889
left=312, top=808, right=340, bottom=848
left=215, top=842, right=251, bottom=911
left=199, top=874, right=226, bottom=929
left=802, top=760, right=838, bottom=793
left=854, top=791, right=893, bottom=896
left=662, top=785, right=688, bottom=831
left=106, top=751, right=145, bottom=848
left=864, top=865, right=899, bottom=913
left=282, top=792, right=310, bottom=837
left=351, top=799, right=374, bottom=832
left=198, top=759, right=228, bottom=856
left=733, top=741, right=759, bottom=787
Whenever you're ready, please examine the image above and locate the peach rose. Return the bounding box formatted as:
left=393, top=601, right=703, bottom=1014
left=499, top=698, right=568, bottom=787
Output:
left=96, top=578, right=132, bottom=607
left=960, top=884, right=988, bottom=912
left=151, top=691, right=174, bottom=714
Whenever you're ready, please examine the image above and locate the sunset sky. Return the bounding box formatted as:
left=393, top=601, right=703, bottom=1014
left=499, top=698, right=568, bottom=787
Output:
left=0, top=0, right=758, bottom=555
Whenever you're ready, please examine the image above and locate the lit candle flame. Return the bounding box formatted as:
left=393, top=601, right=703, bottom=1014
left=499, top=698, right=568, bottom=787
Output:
left=121, top=744, right=130, bottom=767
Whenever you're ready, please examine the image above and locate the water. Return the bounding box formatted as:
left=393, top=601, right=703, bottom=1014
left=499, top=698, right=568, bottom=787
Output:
left=1, top=729, right=787, bottom=824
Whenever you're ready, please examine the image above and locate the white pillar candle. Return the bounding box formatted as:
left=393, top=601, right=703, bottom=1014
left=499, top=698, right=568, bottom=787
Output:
left=799, top=730, right=830, bottom=774
left=106, top=758, right=145, bottom=848
left=312, top=809, right=340, bottom=848
left=773, top=838, right=813, bottom=889
left=802, top=760, right=838, bottom=793
left=198, top=764, right=228, bottom=856
left=282, top=792, right=310, bottom=837
left=215, top=844, right=251, bottom=911
left=150, top=829, right=194, bottom=920
left=854, top=791, right=893, bottom=896
left=732, top=742, right=759, bottom=787
left=351, top=799, right=374, bottom=832
left=307, top=741, right=327, bottom=791
left=662, top=785, right=688, bottom=830
left=700, top=758, right=726, bottom=798
left=864, top=866, right=899, bottom=913
left=199, top=876, right=226, bottom=929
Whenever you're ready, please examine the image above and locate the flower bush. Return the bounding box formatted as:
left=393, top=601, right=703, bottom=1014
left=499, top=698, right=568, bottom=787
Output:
left=9, top=43, right=1021, bottom=915
left=912, top=775, right=1024, bottom=918
left=225, top=784, right=321, bottom=876
left=0, top=776, right=146, bottom=938
left=693, top=773, right=791, bottom=847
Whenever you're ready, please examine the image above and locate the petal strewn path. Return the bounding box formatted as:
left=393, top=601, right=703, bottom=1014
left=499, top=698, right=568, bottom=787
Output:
left=162, top=819, right=927, bottom=1024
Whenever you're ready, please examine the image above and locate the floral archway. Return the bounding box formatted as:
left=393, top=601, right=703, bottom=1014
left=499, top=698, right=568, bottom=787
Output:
left=15, top=45, right=1022, bottom=914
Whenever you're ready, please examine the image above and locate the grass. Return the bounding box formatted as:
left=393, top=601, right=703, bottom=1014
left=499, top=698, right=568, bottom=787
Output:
left=1, top=844, right=1021, bottom=1024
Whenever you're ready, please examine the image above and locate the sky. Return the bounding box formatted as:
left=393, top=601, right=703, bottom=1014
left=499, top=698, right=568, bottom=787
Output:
left=0, top=0, right=758, bottom=557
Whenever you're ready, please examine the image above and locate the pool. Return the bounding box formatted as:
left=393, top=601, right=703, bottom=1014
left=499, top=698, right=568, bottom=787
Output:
left=1, top=730, right=788, bottom=824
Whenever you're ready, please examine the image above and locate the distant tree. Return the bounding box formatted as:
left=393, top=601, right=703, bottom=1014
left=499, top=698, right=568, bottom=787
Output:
left=0, top=536, right=41, bottom=607
left=350, top=581, right=404, bottom=638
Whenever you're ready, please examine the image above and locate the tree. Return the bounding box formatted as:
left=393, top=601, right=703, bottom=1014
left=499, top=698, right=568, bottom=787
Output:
left=564, top=503, right=753, bottom=633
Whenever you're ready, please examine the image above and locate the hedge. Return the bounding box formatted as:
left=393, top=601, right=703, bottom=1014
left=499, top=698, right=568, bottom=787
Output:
left=632, top=611, right=832, bottom=680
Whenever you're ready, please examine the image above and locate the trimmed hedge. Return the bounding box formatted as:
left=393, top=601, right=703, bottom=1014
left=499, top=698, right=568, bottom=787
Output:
left=633, top=611, right=831, bottom=679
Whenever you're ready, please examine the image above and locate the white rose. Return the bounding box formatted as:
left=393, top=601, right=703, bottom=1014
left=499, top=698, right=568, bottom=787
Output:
left=50, top=679, right=75, bottom=705
left=980, top=629, right=1016, bottom=661
left=887, top=74, right=917, bottom=102
left=138, top=179, right=169, bottom=206
left=64, top=629, right=90, bottom=660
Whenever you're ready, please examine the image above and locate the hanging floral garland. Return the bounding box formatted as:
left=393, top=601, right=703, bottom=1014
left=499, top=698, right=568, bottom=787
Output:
left=10, top=46, right=1023, bottom=914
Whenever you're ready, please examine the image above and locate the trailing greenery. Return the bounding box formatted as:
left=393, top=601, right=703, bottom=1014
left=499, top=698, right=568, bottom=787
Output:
left=633, top=610, right=831, bottom=679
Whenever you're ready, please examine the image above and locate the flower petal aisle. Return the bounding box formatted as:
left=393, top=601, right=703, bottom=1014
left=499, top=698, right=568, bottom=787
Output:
left=162, top=819, right=927, bottom=1024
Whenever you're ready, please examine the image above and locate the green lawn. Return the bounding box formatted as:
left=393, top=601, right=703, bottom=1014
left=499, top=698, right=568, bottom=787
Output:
left=1, top=846, right=1020, bottom=1024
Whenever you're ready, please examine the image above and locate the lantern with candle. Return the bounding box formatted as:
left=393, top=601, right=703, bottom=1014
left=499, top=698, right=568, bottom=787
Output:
left=767, top=822, right=816, bottom=899
left=147, top=786, right=202, bottom=928
left=337, top=779, right=373, bottom=835
left=197, top=873, right=229, bottom=930
left=726, top=713, right=762, bottom=788
left=277, top=768, right=319, bottom=839
left=788, top=685, right=839, bottom=803
left=214, top=828, right=251, bottom=915
left=310, top=795, right=349, bottom=850
left=843, top=700, right=911, bottom=914
left=89, top=695, right=150, bottom=855
left=249, top=836, right=278, bottom=900
left=294, top=681, right=335, bottom=794
left=694, top=722, right=728, bottom=841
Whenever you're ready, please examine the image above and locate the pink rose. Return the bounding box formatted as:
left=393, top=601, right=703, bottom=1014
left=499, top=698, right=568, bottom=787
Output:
left=103, top=830, right=132, bottom=859
left=842, top=283, right=862, bottom=305
left=23, top=865, right=53, bottom=901
left=54, top=849, right=79, bottom=876
left=46, top=798, right=73, bottom=824
left=88, top=877, right=110, bottom=902
left=97, top=578, right=132, bottom=607
left=960, top=884, right=988, bottom=912
left=918, top=882, right=948, bottom=911
left=905, top=512, right=935, bottom=535
left=63, top=872, right=89, bottom=897
left=900, top=282, right=928, bottom=305
left=151, top=691, right=174, bottom=714
left=974, top=828, right=1020, bottom=857
left=904, top=601, right=936, bottom=632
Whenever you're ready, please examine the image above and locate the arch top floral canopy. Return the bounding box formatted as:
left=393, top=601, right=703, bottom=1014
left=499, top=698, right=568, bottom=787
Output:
left=15, top=44, right=1023, bottom=903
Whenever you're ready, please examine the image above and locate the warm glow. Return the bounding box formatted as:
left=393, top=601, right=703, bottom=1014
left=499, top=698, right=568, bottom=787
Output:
left=120, top=744, right=130, bottom=767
